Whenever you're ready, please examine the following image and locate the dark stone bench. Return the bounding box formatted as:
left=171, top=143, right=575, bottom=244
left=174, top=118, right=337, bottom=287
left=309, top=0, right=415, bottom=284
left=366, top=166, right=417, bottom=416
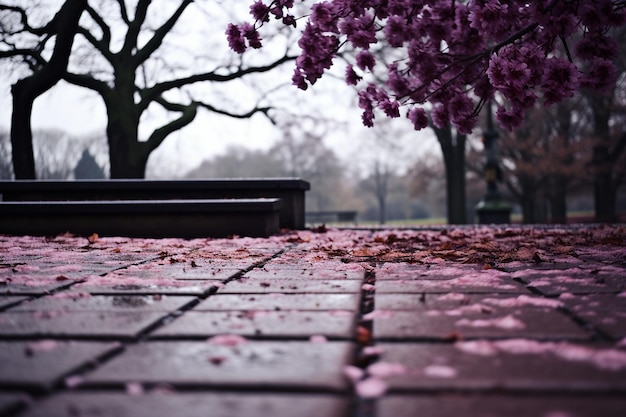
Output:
left=0, top=178, right=310, bottom=230
left=306, top=210, right=358, bottom=225
left=0, top=198, right=282, bottom=238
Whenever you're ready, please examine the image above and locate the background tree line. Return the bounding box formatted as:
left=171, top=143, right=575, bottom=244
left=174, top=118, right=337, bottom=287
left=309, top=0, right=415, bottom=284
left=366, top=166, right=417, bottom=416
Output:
left=1, top=1, right=624, bottom=223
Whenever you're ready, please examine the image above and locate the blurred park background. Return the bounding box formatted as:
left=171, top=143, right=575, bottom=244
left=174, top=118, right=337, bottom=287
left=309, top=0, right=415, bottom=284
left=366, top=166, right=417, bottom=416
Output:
left=1, top=1, right=625, bottom=225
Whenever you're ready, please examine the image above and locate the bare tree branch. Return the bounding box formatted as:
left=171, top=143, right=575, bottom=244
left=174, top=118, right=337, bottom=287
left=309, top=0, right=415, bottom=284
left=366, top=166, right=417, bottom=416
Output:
left=122, top=0, right=150, bottom=55
left=134, top=0, right=193, bottom=66
left=138, top=53, right=295, bottom=110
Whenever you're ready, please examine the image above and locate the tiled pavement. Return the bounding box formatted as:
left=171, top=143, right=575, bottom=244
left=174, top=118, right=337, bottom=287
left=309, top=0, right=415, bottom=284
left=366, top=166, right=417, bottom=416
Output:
left=1, top=226, right=625, bottom=417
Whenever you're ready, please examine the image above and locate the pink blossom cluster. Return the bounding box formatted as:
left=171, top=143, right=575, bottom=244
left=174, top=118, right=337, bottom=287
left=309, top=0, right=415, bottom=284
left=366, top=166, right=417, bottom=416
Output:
left=228, top=0, right=625, bottom=133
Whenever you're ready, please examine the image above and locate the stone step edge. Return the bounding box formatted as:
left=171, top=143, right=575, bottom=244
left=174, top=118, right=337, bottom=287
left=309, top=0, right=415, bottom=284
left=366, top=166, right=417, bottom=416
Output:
left=0, top=198, right=282, bottom=238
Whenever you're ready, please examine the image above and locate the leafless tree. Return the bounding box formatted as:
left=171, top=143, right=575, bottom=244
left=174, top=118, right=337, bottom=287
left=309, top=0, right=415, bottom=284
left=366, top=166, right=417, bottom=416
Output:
left=1, top=1, right=294, bottom=178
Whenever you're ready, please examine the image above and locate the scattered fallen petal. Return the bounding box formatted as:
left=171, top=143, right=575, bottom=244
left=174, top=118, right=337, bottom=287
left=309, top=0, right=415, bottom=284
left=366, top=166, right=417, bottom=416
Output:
left=25, top=340, right=59, bottom=353
left=423, top=365, right=458, bottom=378
left=455, top=340, right=498, bottom=356
left=355, top=377, right=388, bottom=398
left=456, top=315, right=526, bottom=330
left=437, top=293, right=470, bottom=302
left=362, top=346, right=385, bottom=357
left=343, top=365, right=364, bottom=383
left=206, top=334, right=248, bottom=346
left=362, top=310, right=394, bottom=320
left=87, top=233, right=99, bottom=244
left=309, top=335, right=328, bottom=343
left=126, top=382, right=144, bottom=396
left=64, top=375, right=84, bottom=388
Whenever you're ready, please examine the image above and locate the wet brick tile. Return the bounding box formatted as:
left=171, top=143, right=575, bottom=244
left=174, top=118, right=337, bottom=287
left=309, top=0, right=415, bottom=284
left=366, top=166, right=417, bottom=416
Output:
left=113, top=264, right=246, bottom=280
left=512, top=267, right=625, bottom=295
left=372, top=309, right=589, bottom=340
left=262, top=257, right=364, bottom=271
left=20, top=392, right=350, bottom=417
left=375, top=342, right=626, bottom=391
left=70, top=281, right=218, bottom=296
left=219, top=279, right=362, bottom=293
left=166, top=268, right=243, bottom=280
left=372, top=294, right=588, bottom=340
left=0, top=392, right=29, bottom=416
left=0, top=281, right=75, bottom=296
left=195, top=293, right=360, bottom=311
left=561, top=294, right=626, bottom=339
left=375, top=263, right=446, bottom=280
left=242, top=269, right=364, bottom=281
left=0, top=296, right=29, bottom=309
left=152, top=310, right=355, bottom=338
left=11, top=294, right=196, bottom=312
left=84, top=341, right=354, bottom=390
left=0, top=311, right=168, bottom=338
left=0, top=341, right=119, bottom=390
left=378, top=394, right=626, bottom=417
left=375, top=276, right=529, bottom=294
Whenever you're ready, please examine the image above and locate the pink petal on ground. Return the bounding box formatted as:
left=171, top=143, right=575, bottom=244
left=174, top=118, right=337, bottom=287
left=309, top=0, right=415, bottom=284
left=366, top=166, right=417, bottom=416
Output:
left=493, top=339, right=553, bottom=355
left=482, top=295, right=563, bottom=308
left=455, top=340, right=498, bottom=356
left=356, top=377, right=388, bottom=398
left=362, top=310, right=395, bottom=320
left=367, top=361, right=407, bottom=378
left=126, top=382, right=144, bottom=396
left=437, top=293, right=470, bottom=302
left=455, top=315, right=526, bottom=330
left=423, top=365, right=458, bottom=378
left=361, top=283, right=375, bottom=291
left=26, top=340, right=59, bottom=352
left=362, top=346, right=385, bottom=357
left=64, top=375, right=84, bottom=388
left=343, top=365, right=364, bottom=383
left=309, top=335, right=328, bottom=343
left=590, top=349, right=626, bottom=371
left=206, top=334, right=248, bottom=346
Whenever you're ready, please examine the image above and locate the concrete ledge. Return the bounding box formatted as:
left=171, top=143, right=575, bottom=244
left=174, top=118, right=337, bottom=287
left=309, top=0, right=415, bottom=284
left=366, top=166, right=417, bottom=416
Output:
left=0, top=199, right=282, bottom=238
left=0, top=179, right=310, bottom=230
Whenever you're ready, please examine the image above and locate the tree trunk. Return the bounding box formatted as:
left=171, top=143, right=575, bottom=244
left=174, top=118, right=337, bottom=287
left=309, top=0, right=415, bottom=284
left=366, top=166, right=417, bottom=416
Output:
left=433, top=126, right=467, bottom=224
left=10, top=0, right=86, bottom=179
left=107, top=128, right=149, bottom=179
left=551, top=177, right=568, bottom=223
left=10, top=82, right=37, bottom=179
left=587, top=92, right=617, bottom=223
left=593, top=153, right=616, bottom=222
left=105, top=81, right=148, bottom=178
left=520, top=191, right=536, bottom=224
left=378, top=195, right=386, bottom=225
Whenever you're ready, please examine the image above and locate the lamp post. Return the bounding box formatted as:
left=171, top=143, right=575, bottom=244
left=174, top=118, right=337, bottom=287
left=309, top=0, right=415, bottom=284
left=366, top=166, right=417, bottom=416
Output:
left=476, top=102, right=511, bottom=224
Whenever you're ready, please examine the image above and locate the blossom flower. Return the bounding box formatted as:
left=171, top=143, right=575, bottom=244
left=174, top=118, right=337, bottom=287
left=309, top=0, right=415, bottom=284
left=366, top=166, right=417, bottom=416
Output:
left=355, top=50, right=376, bottom=71
left=230, top=0, right=625, bottom=132
left=408, top=107, right=428, bottom=130
left=541, top=58, right=580, bottom=105
left=249, top=1, right=270, bottom=22
left=345, top=65, right=362, bottom=86
left=225, top=24, right=246, bottom=54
